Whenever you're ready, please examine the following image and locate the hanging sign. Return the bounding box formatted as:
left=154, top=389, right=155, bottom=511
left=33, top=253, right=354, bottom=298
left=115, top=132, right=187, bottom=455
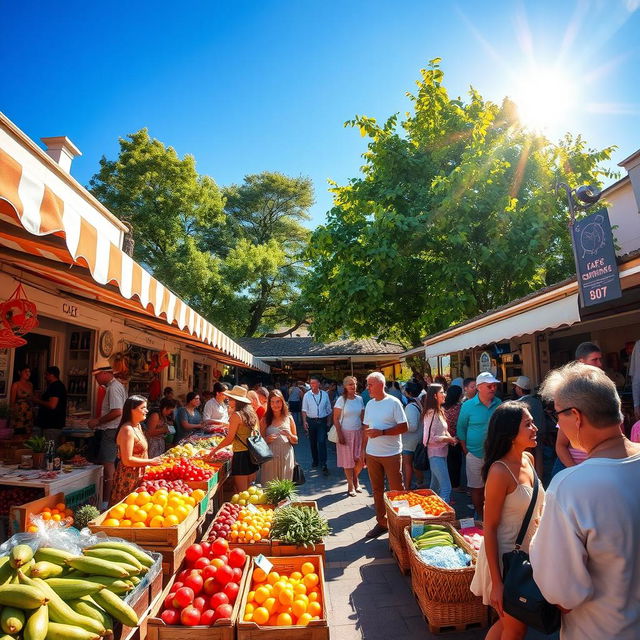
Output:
left=571, top=209, right=622, bottom=308
left=479, top=351, right=491, bottom=373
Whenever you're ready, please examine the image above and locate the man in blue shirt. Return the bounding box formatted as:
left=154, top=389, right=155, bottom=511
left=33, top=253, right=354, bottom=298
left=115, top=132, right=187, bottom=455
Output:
left=456, top=372, right=501, bottom=518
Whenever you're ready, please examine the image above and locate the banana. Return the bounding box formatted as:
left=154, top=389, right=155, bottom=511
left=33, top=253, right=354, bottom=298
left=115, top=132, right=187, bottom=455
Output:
left=10, top=545, right=34, bottom=569
left=80, top=577, right=133, bottom=595
left=45, top=622, right=100, bottom=640
left=0, top=635, right=16, bottom=640
left=84, top=543, right=153, bottom=568
left=34, top=549, right=73, bottom=566
left=30, top=562, right=65, bottom=579
left=92, top=589, right=138, bottom=627
left=69, top=598, right=112, bottom=631
left=0, top=584, right=47, bottom=609
left=82, top=549, right=143, bottom=571
left=0, top=557, right=13, bottom=586
left=43, top=579, right=104, bottom=599
left=23, top=605, right=48, bottom=640
left=26, top=578, right=106, bottom=637
left=1, top=607, right=25, bottom=634
left=111, top=562, right=141, bottom=576
left=129, top=576, right=140, bottom=586
left=65, top=558, right=129, bottom=579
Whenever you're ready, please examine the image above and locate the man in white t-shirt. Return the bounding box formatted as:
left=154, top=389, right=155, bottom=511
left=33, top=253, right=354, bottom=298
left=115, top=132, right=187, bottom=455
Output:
left=361, top=371, right=408, bottom=538
left=302, top=376, right=333, bottom=475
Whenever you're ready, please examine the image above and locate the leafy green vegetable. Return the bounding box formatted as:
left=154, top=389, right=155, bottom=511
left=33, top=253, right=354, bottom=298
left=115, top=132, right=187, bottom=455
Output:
left=264, top=479, right=298, bottom=505
left=269, top=506, right=330, bottom=548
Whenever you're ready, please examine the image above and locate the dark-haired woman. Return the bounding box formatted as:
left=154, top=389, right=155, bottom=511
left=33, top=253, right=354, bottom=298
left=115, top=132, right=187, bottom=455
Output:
left=145, top=398, right=177, bottom=458
left=174, top=392, right=203, bottom=442
left=260, top=389, right=297, bottom=484
left=110, top=396, right=163, bottom=506
left=443, top=385, right=464, bottom=490
left=470, top=401, right=544, bottom=640
left=209, top=386, right=259, bottom=492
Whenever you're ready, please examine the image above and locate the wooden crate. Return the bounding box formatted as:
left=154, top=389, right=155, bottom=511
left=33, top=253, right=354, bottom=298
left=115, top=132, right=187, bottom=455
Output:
left=151, top=527, right=200, bottom=579
left=114, top=564, right=163, bottom=640
left=267, top=501, right=324, bottom=558
left=10, top=492, right=66, bottom=534
left=88, top=498, right=200, bottom=546
left=147, top=557, right=250, bottom=640
left=237, top=555, right=329, bottom=640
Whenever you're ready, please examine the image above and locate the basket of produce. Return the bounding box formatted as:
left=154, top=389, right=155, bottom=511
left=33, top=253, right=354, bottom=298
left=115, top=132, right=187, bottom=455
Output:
left=0, top=528, right=162, bottom=640
left=206, top=502, right=273, bottom=556
left=237, top=555, right=329, bottom=639
left=147, top=537, right=249, bottom=640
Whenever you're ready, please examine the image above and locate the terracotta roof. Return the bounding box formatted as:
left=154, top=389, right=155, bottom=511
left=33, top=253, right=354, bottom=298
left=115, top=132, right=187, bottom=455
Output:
left=236, top=337, right=405, bottom=358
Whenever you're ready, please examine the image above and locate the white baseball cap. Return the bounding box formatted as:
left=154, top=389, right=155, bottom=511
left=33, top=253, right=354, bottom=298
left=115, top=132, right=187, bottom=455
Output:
left=476, top=371, right=500, bottom=385
left=514, top=376, right=531, bottom=391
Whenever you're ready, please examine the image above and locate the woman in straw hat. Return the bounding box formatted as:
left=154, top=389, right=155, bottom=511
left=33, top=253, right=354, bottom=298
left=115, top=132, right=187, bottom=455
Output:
left=210, top=385, right=259, bottom=491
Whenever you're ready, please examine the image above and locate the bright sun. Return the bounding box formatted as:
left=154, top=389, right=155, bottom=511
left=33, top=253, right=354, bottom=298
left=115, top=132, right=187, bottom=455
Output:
left=512, top=66, right=576, bottom=132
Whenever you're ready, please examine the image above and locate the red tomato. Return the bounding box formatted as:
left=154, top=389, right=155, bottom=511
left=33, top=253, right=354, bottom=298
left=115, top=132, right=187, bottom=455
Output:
left=169, top=581, right=183, bottom=595
left=223, top=581, right=239, bottom=603
left=160, top=608, right=179, bottom=625
left=177, top=569, right=189, bottom=582
left=232, top=567, right=243, bottom=583
left=163, top=593, right=177, bottom=610
left=200, top=609, right=215, bottom=625
left=173, top=586, right=195, bottom=609
left=200, top=541, right=211, bottom=557
left=183, top=572, right=204, bottom=595
left=185, top=544, right=204, bottom=565
left=180, top=605, right=201, bottom=626
left=194, top=557, right=211, bottom=570
left=211, top=538, right=229, bottom=556
left=228, top=548, right=246, bottom=568
left=203, top=577, right=219, bottom=595
left=193, top=596, right=207, bottom=612
left=213, top=604, right=233, bottom=621
left=202, top=565, right=217, bottom=580
left=209, top=592, right=229, bottom=610
left=214, top=564, right=234, bottom=586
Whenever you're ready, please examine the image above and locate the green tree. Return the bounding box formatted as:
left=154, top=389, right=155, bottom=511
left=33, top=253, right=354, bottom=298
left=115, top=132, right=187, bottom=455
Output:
left=210, top=172, right=314, bottom=336
left=303, top=59, right=616, bottom=346
left=88, top=129, right=224, bottom=311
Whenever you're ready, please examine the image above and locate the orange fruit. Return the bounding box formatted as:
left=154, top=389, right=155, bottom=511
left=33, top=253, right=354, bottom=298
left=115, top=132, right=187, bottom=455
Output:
left=302, top=573, right=318, bottom=589
left=300, top=562, right=315, bottom=576
left=290, top=571, right=302, bottom=580
left=252, top=607, right=269, bottom=625
left=132, top=521, right=146, bottom=528
left=184, top=496, right=195, bottom=507
left=308, top=590, right=320, bottom=602
left=192, top=489, right=205, bottom=501
left=266, top=572, right=280, bottom=585
left=109, top=504, right=126, bottom=520
left=253, top=567, right=267, bottom=583
left=27, top=525, right=38, bottom=533
left=163, top=515, right=179, bottom=527
left=254, top=586, right=269, bottom=604
left=298, top=612, right=312, bottom=626
left=263, top=597, right=277, bottom=614
left=148, top=504, right=164, bottom=518
left=277, top=613, right=293, bottom=626
left=246, top=591, right=255, bottom=603
left=307, top=601, right=322, bottom=617
left=41, top=512, right=52, bottom=521
left=125, top=504, right=139, bottom=519
left=243, top=613, right=253, bottom=622
left=41, top=507, right=51, bottom=513
left=142, top=502, right=154, bottom=514
left=52, top=514, right=62, bottom=522
left=135, top=491, right=151, bottom=506
left=245, top=603, right=255, bottom=614
left=175, top=506, right=189, bottom=522
left=167, top=496, right=183, bottom=509
left=291, top=599, right=307, bottom=618
left=120, top=519, right=132, bottom=527
left=103, top=518, right=120, bottom=527
left=279, top=589, right=294, bottom=606
left=132, top=509, right=147, bottom=523
left=51, top=509, right=60, bottom=515
left=149, top=515, right=165, bottom=528
left=124, top=493, right=137, bottom=505
left=55, top=502, right=66, bottom=511
left=293, top=583, right=306, bottom=595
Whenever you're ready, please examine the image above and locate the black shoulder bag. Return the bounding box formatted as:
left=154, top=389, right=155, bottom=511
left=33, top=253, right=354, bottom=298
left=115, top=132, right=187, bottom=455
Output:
left=501, top=468, right=560, bottom=634
left=413, top=408, right=434, bottom=472
left=234, top=428, right=274, bottom=466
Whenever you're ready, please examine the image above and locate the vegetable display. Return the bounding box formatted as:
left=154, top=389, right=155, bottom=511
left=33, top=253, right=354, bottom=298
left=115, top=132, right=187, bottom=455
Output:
left=269, top=506, right=330, bottom=548
left=411, top=524, right=472, bottom=569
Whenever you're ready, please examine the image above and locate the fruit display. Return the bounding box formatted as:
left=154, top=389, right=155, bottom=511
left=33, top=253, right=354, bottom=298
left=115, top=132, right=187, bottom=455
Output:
left=143, top=459, right=215, bottom=483
left=242, top=560, right=323, bottom=627
left=155, top=538, right=246, bottom=627
left=208, top=503, right=242, bottom=540
left=410, top=524, right=473, bottom=569
left=390, top=491, right=451, bottom=516
left=230, top=485, right=267, bottom=506
left=228, top=506, right=274, bottom=545
left=136, top=479, right=194, bottom=495
left=269, top=505, right=330, bottom=548
left=0, top=538, right=157, bottom=638
left=102, top=488, right=204, bottom=528
left=26, top=502, right=74, bottom=533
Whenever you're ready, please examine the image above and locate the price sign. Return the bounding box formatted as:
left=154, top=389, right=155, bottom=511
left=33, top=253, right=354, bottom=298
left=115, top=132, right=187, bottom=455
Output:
left=246, top=503, right=259, bottom=513
left=459, top=517, right=475, bottom=531
left=254, top=554, right=273, bottom=575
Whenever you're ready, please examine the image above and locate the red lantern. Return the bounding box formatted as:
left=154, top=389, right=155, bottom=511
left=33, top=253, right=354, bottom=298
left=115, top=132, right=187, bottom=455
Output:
left=0, top=283, right=38, bottom=336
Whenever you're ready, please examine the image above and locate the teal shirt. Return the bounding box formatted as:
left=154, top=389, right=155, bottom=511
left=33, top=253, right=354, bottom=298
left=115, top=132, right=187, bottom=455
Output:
left=456, top=394, right=501, bottom=458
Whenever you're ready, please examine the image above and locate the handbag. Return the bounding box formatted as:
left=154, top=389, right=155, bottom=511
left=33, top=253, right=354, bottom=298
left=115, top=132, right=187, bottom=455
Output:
left=235, top=429, right=274, bottom=466
left=501, top=468, right=561, bottom=634
left=292, top=463, right=306, bottom=485
left=328, top=396, right=343, bottom=444
left=413, top=408, right=435, bottom=472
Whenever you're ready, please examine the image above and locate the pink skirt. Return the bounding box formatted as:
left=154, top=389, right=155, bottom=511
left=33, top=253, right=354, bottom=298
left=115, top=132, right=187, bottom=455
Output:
left=336, top=429, right=363, bottom=468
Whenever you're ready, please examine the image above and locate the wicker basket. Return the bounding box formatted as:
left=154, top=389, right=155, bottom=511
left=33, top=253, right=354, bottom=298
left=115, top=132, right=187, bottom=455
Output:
left=389, top=529, right=410, bottom=574
left=384, top=490, right=455, bottom=541
left=404, top=523, right=480, bottom=603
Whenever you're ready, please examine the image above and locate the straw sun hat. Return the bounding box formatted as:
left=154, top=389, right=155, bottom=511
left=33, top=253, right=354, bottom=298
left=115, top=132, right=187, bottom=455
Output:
left=223, top=385, right=251, bottom=404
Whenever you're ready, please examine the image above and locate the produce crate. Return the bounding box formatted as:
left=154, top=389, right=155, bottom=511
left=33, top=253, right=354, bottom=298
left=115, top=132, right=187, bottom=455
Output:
left=153, top=526, right=200, bottom=580
left=187, top=473, right=218, bottom=494
left=10, top=492, right=66, bottom=534
left=404, top=524, right=488, bottom=634
left=146, top=557, right=250, bottom=640
left=384, top=490, right=455, bottom=568
left=88, top=497, right=200, bottom=546
left=268, top=501, right=325, bottom=558
left=237, top=555, right=329, bottom=640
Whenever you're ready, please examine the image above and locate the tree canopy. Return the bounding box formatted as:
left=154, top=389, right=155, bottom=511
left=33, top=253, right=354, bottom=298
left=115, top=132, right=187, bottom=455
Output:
left=89, top=131, right=313, bottom=337
left=303, top=59, right=616, bottom=346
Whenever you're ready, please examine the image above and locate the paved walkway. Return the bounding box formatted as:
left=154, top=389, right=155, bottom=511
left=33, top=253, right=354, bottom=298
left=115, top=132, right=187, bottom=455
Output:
left=293, top=429, right=557, bottom=640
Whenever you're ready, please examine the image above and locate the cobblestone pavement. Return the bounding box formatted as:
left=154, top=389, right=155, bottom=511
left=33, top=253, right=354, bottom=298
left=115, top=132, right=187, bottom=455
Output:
left=292, top=428, right=558, bottom=640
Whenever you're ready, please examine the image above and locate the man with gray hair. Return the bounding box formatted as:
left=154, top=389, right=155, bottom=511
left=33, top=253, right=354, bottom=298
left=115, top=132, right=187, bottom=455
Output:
left=361, top=371, right=408, bottom=538
left=530, top=362, right=640, bottom=640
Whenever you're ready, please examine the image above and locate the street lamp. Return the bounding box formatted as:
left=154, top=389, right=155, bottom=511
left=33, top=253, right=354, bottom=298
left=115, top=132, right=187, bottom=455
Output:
left=556, top=183, right=602, bottom=224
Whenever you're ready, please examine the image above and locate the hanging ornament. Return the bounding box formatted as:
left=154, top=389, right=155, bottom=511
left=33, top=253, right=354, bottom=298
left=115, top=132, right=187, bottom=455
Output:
left=0, top=283, right=39, bottom=336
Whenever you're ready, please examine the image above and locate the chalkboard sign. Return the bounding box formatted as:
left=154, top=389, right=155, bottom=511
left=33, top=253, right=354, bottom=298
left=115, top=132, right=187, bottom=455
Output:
left=571, top=209, right=622, bottom=307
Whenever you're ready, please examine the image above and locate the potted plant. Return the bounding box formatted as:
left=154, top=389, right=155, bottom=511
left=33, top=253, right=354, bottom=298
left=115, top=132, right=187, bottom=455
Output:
left=25, top=435, right=47, bottom=469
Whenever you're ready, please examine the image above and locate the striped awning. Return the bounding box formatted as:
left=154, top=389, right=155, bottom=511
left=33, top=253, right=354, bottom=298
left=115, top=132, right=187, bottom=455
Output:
left=0, top=142, right=268, bottom=373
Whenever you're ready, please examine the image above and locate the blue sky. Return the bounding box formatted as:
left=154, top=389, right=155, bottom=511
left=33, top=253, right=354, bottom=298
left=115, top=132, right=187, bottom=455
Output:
left=2, top=0, right=639, bottom=227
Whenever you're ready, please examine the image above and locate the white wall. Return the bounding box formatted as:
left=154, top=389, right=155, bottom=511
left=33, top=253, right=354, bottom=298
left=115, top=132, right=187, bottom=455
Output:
left=607, top=179, right=640, bottom=257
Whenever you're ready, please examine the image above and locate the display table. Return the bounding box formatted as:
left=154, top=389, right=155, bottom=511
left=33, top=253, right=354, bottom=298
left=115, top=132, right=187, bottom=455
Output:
left=0, top=464, right=103, bottom=503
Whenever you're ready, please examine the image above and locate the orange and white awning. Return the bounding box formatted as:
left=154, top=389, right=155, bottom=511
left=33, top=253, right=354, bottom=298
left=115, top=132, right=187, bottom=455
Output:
left=0, top=118, right=268, bottom=372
